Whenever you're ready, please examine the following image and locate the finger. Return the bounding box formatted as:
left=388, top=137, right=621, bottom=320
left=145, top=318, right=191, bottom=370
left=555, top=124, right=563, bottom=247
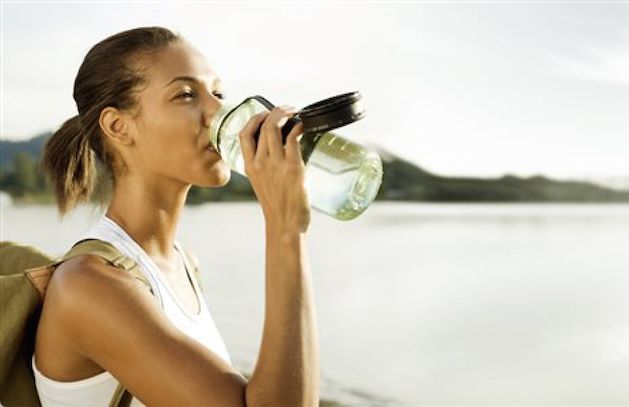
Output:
left=239, top=112, right=269, bottom=164
left=260, top=106, right=296, bottom=159
left=284, top=122, right=305, bottom=164
left=255, top=116, right=271, bottom=159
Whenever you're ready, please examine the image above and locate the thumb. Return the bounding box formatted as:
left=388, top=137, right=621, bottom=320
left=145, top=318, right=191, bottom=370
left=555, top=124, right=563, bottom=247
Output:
left=285, top=123, right=305, bottom=163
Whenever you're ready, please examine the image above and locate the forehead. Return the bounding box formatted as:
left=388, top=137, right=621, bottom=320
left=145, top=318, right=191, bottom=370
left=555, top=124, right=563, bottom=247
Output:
left=141, top=41, right=219, bottom=88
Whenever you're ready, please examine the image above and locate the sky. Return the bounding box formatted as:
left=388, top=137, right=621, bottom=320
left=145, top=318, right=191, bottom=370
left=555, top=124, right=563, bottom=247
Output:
left=2, top=0, right=629, bottom=182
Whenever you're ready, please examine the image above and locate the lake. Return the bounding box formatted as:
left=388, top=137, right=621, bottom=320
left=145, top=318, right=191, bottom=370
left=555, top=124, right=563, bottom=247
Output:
left=3, top=202, right=629, bottom=406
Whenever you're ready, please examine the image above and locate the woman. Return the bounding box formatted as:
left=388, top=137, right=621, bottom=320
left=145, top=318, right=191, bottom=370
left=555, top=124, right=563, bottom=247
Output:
left=35, top=26, right=319, bottom=406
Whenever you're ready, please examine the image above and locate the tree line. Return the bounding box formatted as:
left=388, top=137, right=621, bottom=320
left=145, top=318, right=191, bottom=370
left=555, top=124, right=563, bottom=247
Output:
left=0, top=150, right=258, bottom=204
left=2, top=133, right=629, bottom=204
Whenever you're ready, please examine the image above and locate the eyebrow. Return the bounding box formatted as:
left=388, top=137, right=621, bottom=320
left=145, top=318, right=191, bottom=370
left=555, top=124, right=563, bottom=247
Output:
left=164, top=76, right=222, bottom=89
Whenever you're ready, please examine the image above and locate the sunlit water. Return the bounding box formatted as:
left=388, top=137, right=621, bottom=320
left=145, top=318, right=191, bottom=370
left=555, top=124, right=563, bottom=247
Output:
left=3, top=202, right=629, bottom=406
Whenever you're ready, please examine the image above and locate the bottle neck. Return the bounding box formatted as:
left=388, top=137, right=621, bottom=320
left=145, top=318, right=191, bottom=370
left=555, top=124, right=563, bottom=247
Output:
left=208, top=103, right=237, bottom=152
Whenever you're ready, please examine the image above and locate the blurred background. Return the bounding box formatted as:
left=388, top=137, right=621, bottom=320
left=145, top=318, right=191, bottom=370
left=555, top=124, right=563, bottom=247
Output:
left=2, top=1, right=629, bottom=406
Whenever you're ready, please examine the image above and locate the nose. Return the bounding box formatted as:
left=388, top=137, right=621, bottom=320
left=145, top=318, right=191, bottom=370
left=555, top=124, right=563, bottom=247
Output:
left=202, top=93, right=222, bottom=128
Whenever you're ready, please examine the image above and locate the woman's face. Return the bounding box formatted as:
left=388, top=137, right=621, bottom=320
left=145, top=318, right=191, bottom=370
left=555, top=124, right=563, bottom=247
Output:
left=123, top=40, right=230, bottom=188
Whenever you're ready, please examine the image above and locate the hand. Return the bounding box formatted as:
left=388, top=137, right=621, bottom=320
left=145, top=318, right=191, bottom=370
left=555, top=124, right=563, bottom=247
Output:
left=239, top=106, right=311, bottom=234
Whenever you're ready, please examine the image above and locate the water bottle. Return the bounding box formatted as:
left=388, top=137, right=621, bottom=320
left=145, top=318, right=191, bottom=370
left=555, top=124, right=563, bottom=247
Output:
left=208, top=92, right=383, bottom=221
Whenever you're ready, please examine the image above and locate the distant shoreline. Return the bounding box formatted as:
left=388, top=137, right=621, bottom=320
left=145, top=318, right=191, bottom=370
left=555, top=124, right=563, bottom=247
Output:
left=3, top=133, right=629, bottom=204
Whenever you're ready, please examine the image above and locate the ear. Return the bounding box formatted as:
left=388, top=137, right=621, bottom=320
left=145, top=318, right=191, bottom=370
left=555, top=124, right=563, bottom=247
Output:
left=99, top=107, right=134, bottom=146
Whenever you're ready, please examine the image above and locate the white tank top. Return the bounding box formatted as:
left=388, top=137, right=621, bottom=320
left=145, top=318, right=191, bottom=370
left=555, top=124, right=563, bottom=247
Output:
left=32, top=215, right=231, bottom=406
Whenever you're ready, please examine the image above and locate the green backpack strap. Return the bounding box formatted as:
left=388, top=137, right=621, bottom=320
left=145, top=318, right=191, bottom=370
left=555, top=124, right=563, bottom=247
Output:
left=60, top=239, right=151, bottom=291
left=60, top=239, right=151, bottom=407
left=109, top=383, right=133, bottom=407
left=0, top=240, right=147, bottom=407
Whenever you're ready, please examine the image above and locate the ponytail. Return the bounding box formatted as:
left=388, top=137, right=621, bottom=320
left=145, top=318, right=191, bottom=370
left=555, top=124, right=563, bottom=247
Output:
left=40, top=115, right=96, bottom=216
left=40, top=26, right=181, bottom=216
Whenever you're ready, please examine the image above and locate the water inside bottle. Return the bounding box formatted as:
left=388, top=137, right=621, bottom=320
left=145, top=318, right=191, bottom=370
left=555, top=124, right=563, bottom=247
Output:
left=303, top=133, right=383, bottom=220
left=212, top=99, right=383, bottom=221
left=216, top=101, right=264, bottom=174
left=219, top=135, right=246, bottom=174
left=218, top=130, right=381, bottom=220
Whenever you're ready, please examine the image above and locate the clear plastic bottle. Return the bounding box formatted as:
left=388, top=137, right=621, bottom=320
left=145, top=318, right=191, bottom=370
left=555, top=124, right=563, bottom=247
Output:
left=208, top=97, right=383, bottom=221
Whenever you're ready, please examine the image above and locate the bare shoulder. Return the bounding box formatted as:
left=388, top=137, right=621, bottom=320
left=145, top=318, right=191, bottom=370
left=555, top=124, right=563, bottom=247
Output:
left=48, top=254, right=151, bottom=305
left=50, top=253, right=147, bottom=296
left=43, top=254, right=247, bottom=405
left=41, top=254, right=158, bottom=368
left=45, top=254, right=153, bottom=331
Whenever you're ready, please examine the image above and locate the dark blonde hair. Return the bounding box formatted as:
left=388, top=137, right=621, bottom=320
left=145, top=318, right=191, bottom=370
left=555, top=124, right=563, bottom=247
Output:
left=41, top=26, right=181, bottom=215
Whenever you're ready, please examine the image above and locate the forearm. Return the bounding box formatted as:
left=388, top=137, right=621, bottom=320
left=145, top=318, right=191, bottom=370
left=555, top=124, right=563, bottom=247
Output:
left=246, top=227, right=320, bottom=407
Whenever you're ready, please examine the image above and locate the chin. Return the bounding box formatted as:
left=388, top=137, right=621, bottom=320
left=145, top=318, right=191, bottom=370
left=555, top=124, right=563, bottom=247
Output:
left=198, top=166, right=231, bottom=187
left=215, top=169, right=231, bottom=186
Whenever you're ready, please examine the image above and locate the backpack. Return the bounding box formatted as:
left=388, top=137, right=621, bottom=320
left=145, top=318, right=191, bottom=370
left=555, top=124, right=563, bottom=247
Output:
left=0, top=239, right=162, bottom=407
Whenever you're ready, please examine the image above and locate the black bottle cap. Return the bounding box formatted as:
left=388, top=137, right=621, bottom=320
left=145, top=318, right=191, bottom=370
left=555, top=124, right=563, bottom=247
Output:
left=242, top=92, right=366, bottom=149
left=298, top=91, right=365, bottom=133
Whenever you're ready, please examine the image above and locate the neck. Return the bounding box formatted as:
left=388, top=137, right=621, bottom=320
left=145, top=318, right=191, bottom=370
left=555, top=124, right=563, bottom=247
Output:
left=105, top=174, right=191, bottom=261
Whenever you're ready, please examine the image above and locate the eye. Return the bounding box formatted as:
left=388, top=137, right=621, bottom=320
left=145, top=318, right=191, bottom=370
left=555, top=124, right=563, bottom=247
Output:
left=176, top=89, right=196, bottom=100
left=213, top=92, right=225, bottom=100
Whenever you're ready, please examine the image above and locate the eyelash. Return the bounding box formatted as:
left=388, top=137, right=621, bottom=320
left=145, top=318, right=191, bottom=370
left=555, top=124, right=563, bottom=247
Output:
left=177, top=90, right=225, bottom=100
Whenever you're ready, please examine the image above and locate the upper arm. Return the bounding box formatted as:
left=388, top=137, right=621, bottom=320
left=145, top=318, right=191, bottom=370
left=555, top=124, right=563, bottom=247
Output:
left=48, top=256, right=246, bottom=406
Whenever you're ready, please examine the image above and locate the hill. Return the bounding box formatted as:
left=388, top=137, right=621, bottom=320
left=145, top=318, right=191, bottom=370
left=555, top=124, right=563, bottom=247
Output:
left=0, top=132, right=51, bottom=171
left=2, top=133, right=629, bottom=203
left=373, top=146, right=629, bottom=202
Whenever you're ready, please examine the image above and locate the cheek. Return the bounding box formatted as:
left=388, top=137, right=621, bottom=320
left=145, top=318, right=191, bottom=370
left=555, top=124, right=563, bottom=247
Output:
left=133, top=131, right=180, bottom=174
left=138, top=117, right=189, bottom=154
left=131, top=105, right=205, bottom=173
